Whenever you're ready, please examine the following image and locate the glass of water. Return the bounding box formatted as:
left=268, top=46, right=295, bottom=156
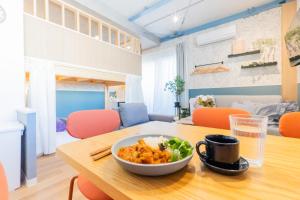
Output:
left=229, top=114, right=268, bottom=167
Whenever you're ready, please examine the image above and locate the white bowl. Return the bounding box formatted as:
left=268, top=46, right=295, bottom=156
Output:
left=111, top=134, right=194, bottom=176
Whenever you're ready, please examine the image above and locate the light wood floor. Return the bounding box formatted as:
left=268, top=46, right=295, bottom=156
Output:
left=10, top=154, right=86, bottom=200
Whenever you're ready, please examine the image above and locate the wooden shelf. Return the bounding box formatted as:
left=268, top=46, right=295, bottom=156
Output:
left=241, top=61, right=277, bottom=69
left=228, top=50, right=260, bottom=58
left=191, top=65, right=230, bottom=75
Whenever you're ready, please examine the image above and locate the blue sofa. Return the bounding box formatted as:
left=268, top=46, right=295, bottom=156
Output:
left=117, top=103, right=174, bottom=128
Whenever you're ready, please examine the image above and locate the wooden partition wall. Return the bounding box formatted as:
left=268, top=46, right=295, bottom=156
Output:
left=23, top=0, right=142, bottom=76
left=23, top=0, right=141, bottom=55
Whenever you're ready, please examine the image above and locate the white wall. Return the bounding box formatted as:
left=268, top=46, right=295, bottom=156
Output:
left=0, top=0, right=25, bottom=191
left=145, top=8, right=282, bottom=90
left=0, top=1, right=25, bottom=121
left=187, top=8, right=281, bottom=89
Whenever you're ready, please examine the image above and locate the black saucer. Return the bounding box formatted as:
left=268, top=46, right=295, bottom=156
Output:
left=200, top=152, right=249, bottom=176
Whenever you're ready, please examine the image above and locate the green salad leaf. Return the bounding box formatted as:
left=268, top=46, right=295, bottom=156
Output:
left=165, top=137, right=193, bottom=162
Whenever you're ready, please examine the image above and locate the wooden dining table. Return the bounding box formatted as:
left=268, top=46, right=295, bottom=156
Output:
left=57, top=121, right=300, bottom=200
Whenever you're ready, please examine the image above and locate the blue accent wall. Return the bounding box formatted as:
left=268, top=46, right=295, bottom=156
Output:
left=56, top=90, right=105, bottom=118
left=189, top=85, right=281, bottom=98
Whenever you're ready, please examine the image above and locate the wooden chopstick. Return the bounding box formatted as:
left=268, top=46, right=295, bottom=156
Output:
left=91, top=149, right=111, bottom=161
left=89, top=145, right=112, bottom=156
left=89, top=145, right=112, bottom=161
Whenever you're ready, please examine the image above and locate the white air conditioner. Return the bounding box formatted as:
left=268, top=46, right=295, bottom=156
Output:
left=195, top=25, right=236, bottom=46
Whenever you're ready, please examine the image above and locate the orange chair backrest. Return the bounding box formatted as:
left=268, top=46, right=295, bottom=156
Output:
left=192, top=107, right=249, bottom=130
left=67, top=110, right=120, bottom=139
left=0, top=163, right=8, bottom=200
left=279, top=112, right=300, bottom=138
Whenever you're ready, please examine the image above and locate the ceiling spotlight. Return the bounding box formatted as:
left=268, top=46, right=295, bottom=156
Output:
left=173, top=15, right=179, bottom=23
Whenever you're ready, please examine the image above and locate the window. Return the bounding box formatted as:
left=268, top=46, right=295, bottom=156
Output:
left=49, top=0, right=62, bottom=25
left=79, top=14, right=89, bottom=35
left=91, top=20, right=100, bottom=39
left=133, top=39, right=141, bottom=54
left=125, top=35, right=132, bottom=51
left=24, top=0, right=34, bottom=15
left=120, top=33, right=126, bottom=48
left=142, top=48, right=177, bottom=115
left=110, top=28, right=118, bottom=46
left=102, top=24, right=109, bottom=42
left=36, top=0, right=46, bottom=19
left=64, top=7, right=76, bottom=30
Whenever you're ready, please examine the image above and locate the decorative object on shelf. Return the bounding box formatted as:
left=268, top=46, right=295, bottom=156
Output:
left=252, top=38, right=276, bottom=63
left=194, top=95, right=216, bottom=108
left=241, top=61, right=277, bottom=69
left=228, top=50, right=261, bottom=58
left=231, top=39, right=245, bottom=55
left=0, top=5, right=6, bottom=24
left=164, top=76, right=185, bottom=119
left=285, top=10, right=300, bottom=67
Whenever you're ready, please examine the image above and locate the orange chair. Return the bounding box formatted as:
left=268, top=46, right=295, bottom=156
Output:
left=0, top=163, right=8, bottom=200
left=66, top=110, right=120, bottom=200
left=192, top=107, right=249, bottom=130
left=279, top=112, right=300, bottom=138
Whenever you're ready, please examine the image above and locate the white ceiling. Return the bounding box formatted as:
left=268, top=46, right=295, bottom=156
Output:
left=72, top=0, right=281, bottom=49
left=98, top=0, right=276, bottom=42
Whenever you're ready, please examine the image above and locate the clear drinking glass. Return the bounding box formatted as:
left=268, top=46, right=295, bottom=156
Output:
left=229, top=114, right=268, bottom=167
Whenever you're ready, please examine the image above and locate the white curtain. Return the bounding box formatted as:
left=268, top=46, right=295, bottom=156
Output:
left=142, top=48, right=177, bottom=115
left=26, top=58, right=56, bottom=155
left=176, top=42, right=188, bottom=107
left=125, top=74, right=144, bottom=103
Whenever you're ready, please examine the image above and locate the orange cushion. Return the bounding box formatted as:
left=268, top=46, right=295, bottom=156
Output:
left=67, top=110, right=120, bottom=139
left=279, top=112, right=300, bottom=138
left=77, top=175, right=112, bottom=200
left=192, top=107, right=249, bottom=130
left=0, top=163, right=8, bottom=200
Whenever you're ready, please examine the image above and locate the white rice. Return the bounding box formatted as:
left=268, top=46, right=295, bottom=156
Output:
left=143, top=136, right=168, bottom=149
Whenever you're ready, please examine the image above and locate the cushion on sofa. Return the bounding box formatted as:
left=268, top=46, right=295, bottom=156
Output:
left=119, top=103, right=149, bottom=127
left=231, top=101, right=257, bottom=114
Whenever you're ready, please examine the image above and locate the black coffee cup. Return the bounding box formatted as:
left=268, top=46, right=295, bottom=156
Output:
left=196, top=135, right=240, bottom=164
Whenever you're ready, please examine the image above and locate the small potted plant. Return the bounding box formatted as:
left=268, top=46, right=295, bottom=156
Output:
left=164, top=76, right=185, bottom=118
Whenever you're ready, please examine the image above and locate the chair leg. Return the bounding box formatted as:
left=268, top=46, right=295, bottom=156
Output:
left=68, top=175, right=78, bottom=200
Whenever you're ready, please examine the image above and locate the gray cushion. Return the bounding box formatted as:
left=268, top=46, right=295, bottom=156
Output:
left=119, top=103, right=149, bottom=127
